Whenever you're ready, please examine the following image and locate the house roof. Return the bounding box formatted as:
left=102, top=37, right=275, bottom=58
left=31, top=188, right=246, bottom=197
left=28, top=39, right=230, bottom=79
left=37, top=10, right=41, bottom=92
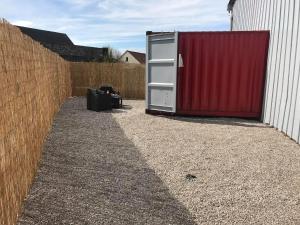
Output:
left=63, top=45, right=108, bottom=62
left=17, top=25, right=108, bottom=62
left=228, top=0, right=237, bottom=11
left=126, top=51, right=146, bottom=64
left=17, top=26, right=74, bottom=46
left=43, top=44, right=109, bottom=62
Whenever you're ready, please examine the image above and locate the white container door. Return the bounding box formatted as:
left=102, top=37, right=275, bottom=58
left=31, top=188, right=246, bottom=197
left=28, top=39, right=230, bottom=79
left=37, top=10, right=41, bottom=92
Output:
left=146, top=32, right=178, bottom=113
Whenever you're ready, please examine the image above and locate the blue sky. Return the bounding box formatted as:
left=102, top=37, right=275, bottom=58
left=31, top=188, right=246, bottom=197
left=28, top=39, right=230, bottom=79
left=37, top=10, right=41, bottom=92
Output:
left=0, top=0, right=230, bottom=53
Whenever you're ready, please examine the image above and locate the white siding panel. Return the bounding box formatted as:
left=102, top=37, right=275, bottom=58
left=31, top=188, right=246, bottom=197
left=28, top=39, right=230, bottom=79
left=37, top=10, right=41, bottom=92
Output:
left=261, top=0, right=268, bottom=29
left=250, top=0, right=255, bottom=29
left=275, top=0, right=290, bottom=128
left=263, top=0, right=279, bottom=123
left=255, top=0, right=263, bottom=29
left=281, top=0, right=297, bottom=132
left=239, top=0, right=245, bottom=30
left=289, top=0, right=300, bottom=140
left=272, top=0, right=286, bottom=127
left=263, top=0, right=277, bottom=123
left=267, top=0, right=281, bottom=124
left=294, top=75, right=300, bottom=143
left=232, top=0, right=300, bottom=144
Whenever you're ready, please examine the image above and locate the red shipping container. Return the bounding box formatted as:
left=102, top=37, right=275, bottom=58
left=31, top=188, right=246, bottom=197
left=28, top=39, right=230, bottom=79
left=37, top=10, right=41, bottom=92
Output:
left=176, top=31, right=270, bottom=118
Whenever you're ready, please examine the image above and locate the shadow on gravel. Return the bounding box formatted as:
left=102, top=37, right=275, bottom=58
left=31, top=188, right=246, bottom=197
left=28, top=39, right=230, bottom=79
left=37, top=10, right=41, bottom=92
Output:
left=18, top=98, right=196, bottom=225
left=166, top=116, right=270, bottom=128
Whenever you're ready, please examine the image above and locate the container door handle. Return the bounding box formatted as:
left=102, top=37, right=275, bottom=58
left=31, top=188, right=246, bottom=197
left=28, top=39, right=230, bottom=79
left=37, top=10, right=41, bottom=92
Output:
left=178, top=54, right=184, bottom=68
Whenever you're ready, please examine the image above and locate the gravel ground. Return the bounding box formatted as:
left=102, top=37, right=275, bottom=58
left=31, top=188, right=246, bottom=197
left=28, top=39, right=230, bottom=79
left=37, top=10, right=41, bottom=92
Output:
left=112, top=100, right=300, bottom=225
left=18, top=98, right=196, bottom=225
left=18, top=98, right=300, bottom=225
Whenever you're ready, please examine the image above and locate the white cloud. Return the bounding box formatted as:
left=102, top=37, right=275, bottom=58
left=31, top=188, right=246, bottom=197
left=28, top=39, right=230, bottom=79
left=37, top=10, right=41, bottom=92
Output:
left=0, top=0, right=230, bottom=51
left=12, top=20, right=34, bottom=27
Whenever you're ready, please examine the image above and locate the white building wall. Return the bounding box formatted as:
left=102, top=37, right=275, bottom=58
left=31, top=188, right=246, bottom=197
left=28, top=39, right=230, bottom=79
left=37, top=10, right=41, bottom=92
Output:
left=232, top=0, right=300, bottom=143
left=120, top=52, right=141, bottom=64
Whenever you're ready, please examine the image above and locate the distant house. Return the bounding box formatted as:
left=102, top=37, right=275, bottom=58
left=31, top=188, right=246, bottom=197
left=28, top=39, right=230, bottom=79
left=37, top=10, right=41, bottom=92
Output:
left=120, top=51, right=145, bottom=64
left=17, top=26, right=108, bottom=62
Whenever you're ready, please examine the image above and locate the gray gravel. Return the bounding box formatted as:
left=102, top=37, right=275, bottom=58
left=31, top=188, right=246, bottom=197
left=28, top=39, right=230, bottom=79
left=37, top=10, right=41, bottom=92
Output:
left=18, top=98, right=300, bottom=225
left=18, top=97, right=196, bottom=225
left=113, top=100, right=300, bottom=225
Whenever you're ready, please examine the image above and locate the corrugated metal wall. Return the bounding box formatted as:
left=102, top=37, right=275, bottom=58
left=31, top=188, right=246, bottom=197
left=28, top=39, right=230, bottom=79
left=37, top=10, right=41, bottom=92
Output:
left=177, top=32, right=269, bottom=118
left=232, top=0, right=300, bottom=144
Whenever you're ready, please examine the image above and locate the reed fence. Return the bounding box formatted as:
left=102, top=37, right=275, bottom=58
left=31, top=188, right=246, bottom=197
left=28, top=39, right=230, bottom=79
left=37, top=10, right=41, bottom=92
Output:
left=71, top=62, right=145, bottom=99
left=0, top=20, right=71, bottom=225
left=1, top=19, right=146, bottom=225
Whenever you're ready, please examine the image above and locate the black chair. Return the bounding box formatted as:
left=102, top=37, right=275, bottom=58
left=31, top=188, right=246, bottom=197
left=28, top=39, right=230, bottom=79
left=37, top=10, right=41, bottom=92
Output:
left=99, top=86, right=123, bottom=109
left=87, top=88, right=112, bottom=112
left=111, top=94, right=123, bottom=108
left=99, top=86, right=116, bottom=94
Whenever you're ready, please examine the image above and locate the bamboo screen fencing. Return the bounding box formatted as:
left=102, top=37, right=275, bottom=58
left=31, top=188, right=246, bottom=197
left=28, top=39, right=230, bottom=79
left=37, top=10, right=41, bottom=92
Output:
left=0, top=20, right=71, bottom=225
left=71, top=62, right=145, bottom=99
